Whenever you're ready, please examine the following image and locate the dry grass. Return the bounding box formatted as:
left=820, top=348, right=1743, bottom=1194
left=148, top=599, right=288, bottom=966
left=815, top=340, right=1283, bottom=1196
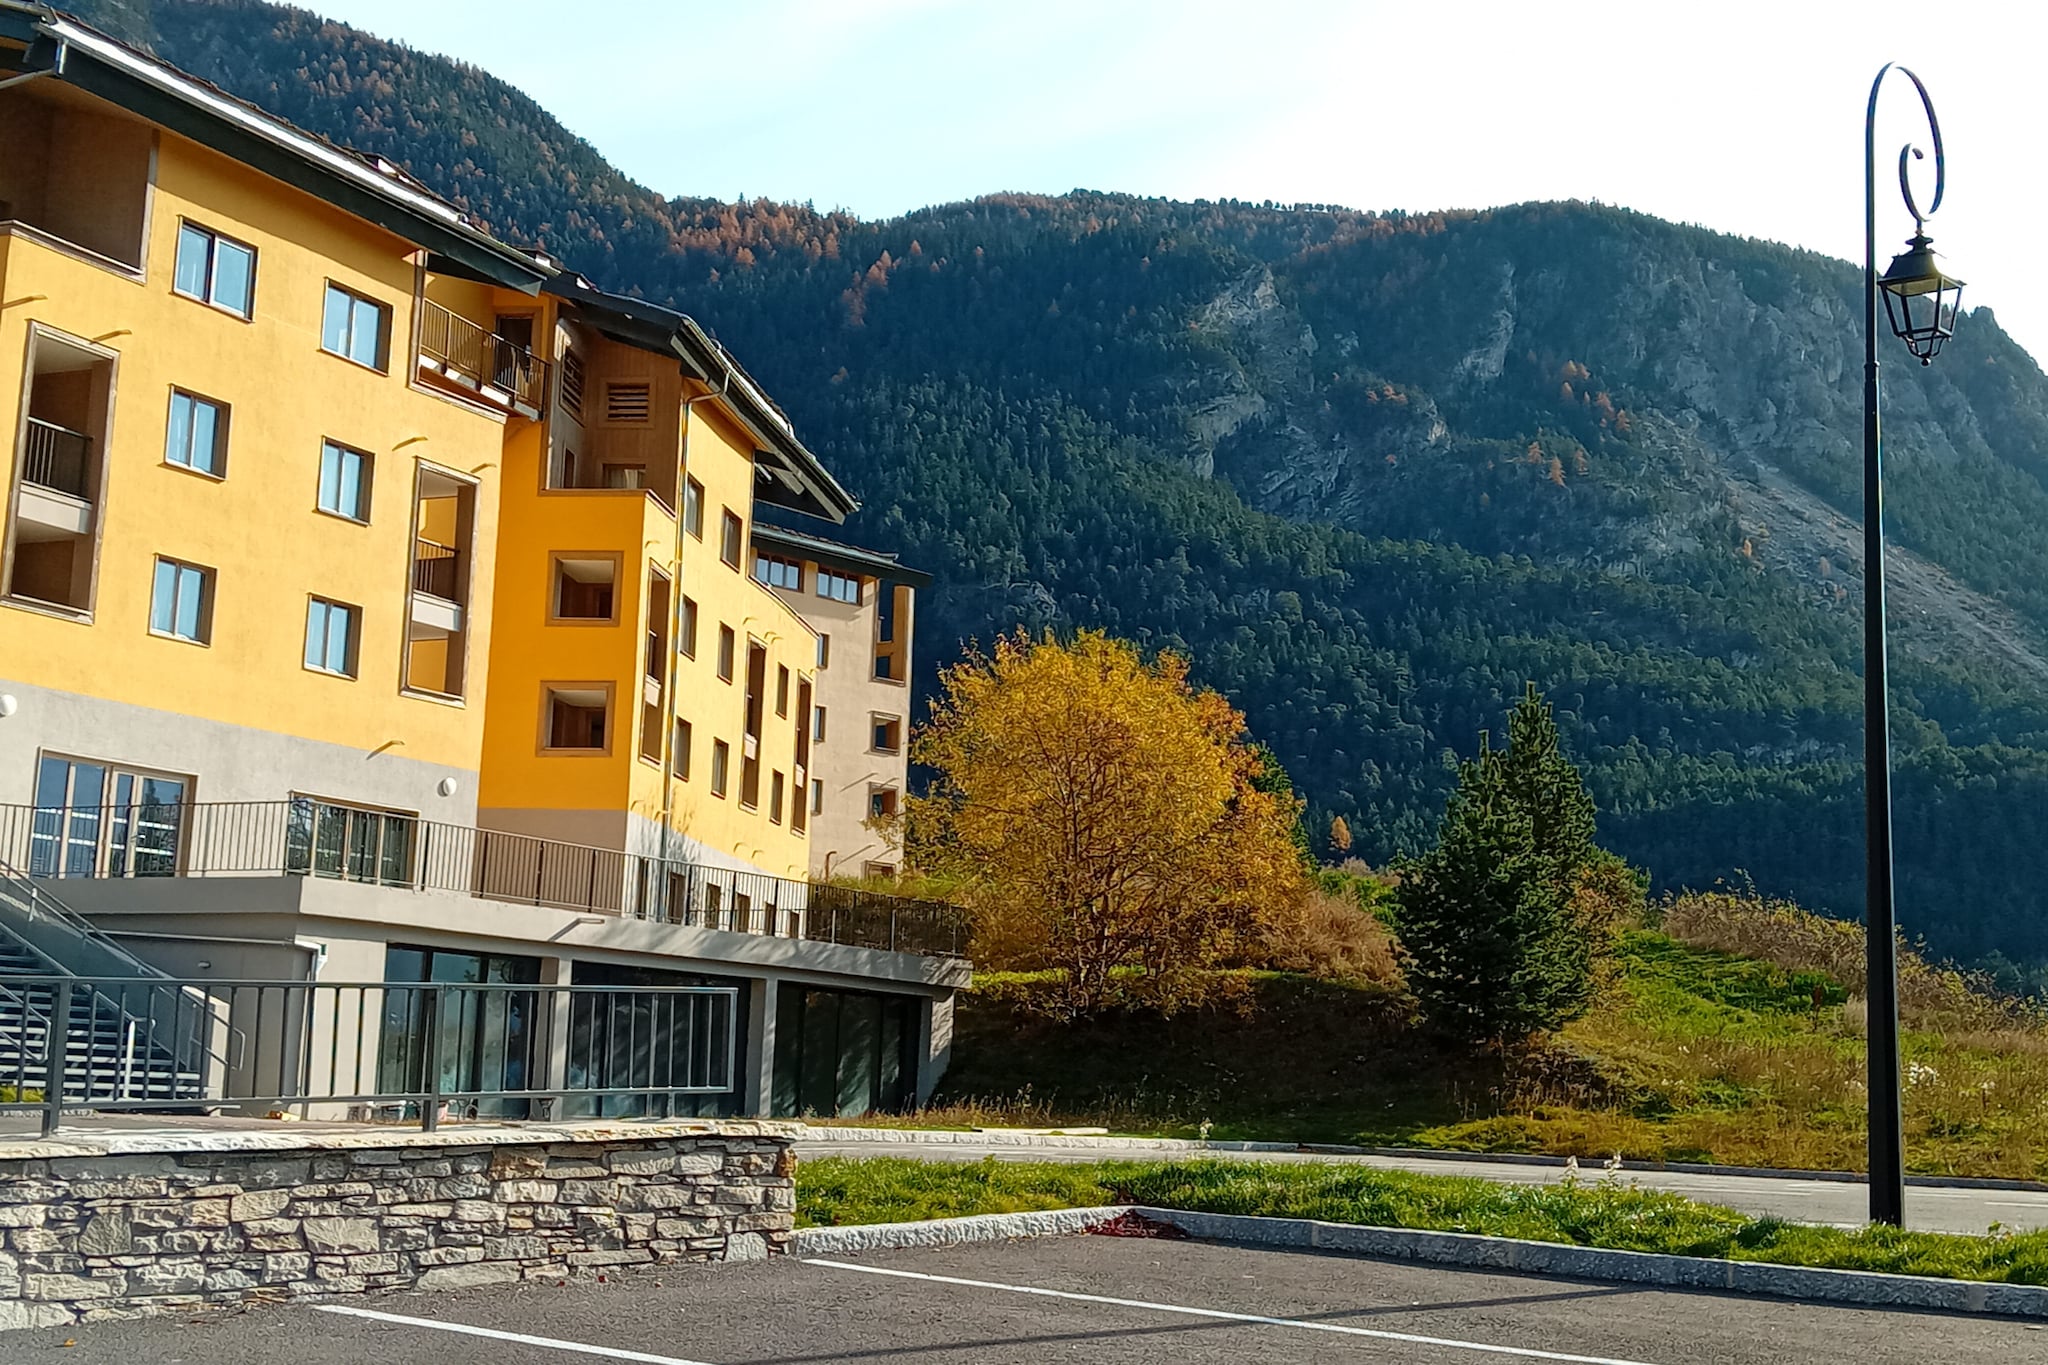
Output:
left=1256, top=887, right=1404, bottom=985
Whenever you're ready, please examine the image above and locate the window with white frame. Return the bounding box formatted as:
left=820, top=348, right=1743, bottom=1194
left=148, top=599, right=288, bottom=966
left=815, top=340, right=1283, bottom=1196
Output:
left=753, top=553, right=802, bottom=591
left=148, top=557, right=212, bottom=644
left=317, top=441, right=372, bottom=522
left=173, top=222, right=255, bottom=318
left=816, top=568, right=861, bottom=604
left=165, top=390, right=227, bottom=477
left=304, top=597, right=360, bottom=677
left=321, top=283, right=390, bottom=370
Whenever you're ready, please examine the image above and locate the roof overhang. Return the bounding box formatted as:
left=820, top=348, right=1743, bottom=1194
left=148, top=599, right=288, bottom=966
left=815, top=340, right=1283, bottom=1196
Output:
left=0, top=3, right=547, bottom=293
left=543, top=272, right=859, bottom=524
left=753, top=524, right=930, bottom=588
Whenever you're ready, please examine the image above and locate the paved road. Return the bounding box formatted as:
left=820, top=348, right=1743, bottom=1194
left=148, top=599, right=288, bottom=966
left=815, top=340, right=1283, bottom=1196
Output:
left=797, top=1138, right=2048, bottom=1235
left=8, top=1235, right=2040, bottom=1363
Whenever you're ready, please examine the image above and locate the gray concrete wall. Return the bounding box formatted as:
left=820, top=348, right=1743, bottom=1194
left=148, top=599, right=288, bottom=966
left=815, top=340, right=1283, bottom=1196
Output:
left=0, top=677, right=479, bottom=822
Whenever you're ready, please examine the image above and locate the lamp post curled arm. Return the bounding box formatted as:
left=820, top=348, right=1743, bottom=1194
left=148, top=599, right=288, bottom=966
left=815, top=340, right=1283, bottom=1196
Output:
left=1862, top=62, right=1964, bottom=1230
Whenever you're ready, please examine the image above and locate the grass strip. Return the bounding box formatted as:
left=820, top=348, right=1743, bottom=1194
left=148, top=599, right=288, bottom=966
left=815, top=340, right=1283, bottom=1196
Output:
left=797, top=1156, right=2048, bottom=1284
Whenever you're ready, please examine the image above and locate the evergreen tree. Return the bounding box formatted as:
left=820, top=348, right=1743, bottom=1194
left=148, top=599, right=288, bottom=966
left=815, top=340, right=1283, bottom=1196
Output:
left=1394, top=687, right=1598, bottom=1046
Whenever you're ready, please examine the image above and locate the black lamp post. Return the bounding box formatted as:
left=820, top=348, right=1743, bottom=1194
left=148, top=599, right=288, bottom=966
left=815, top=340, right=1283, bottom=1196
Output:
left=1863, top=64, right=1964, bottom=1229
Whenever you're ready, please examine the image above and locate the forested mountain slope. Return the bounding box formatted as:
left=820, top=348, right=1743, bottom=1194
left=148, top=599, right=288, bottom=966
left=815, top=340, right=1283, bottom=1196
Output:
left=64, top=0, right=2048, bottom=969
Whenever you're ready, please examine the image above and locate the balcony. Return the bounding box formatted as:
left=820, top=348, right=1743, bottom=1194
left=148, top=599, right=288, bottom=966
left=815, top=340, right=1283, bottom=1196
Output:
left=416, top=299, right=549, bottom=418
left=20, top=417, right=90, bottom=498
left=412, top=536, right=460, bottom=603
left=0, top=799, right=969, bottom=959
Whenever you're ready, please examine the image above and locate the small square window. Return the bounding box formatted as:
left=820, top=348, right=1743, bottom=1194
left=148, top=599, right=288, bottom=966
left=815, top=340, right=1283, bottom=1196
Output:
left=673, top=719, right=692, bottom=779
left=149, top=557, right=212, bottom=644
left=775, top=665, right=790, bottom=718
left=165, top=390, right=228, bottom=478
left=770, top=770, right=785, bottom=825
left=679, top=596, right=699, bottom=657
left=869, top=787, right=899, bottom=820
left=173, top=222, right=256, bottom=318
left=321, top=283, right=390, bottom=370
left=872, top=716, right=902, bottom=754
left=551, top=554, right=618, bottom=621
left=720, top=509, right=743, bottom=569
left=543, top=685, right=610, bottom=750
left=717, top=624, right=735, bottom=683
left=317, top=441, right=373, bottom=522
left=710, top=739, right=730, bottom=798
left=684, top=477, right=704, bottom=539
left=304, top=596, right=360, bottom=677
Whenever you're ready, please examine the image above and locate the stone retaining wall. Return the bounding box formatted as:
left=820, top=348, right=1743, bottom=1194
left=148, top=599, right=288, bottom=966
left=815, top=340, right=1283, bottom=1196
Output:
left=0, top=1120, right=799, bottom=1329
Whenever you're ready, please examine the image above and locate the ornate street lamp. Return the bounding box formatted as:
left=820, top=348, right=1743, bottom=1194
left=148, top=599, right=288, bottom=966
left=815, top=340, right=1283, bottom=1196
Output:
left=1862, top=64, right=1962, bottom=1229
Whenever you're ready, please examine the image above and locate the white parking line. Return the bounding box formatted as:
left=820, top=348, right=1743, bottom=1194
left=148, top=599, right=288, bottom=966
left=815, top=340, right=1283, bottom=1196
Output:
left=312, top=1304, right=716, bottom=1364
left=801, top=1257, right=1662, bottom=1365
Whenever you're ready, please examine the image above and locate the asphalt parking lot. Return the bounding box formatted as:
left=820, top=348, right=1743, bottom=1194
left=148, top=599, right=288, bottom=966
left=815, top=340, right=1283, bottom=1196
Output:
left=6, top=1235, right=2042, bottom=1364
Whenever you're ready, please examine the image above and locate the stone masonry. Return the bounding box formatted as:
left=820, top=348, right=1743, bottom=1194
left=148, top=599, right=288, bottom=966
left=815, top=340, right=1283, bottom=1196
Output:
left=0, top=1119, right=800, bottom=1329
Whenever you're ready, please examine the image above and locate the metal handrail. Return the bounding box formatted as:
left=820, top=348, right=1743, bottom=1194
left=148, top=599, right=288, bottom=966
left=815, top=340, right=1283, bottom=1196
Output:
left=417, top=299, right=549, bottom=411
left=412, top=536, right=460, bottom=601
left=20, top=416, right=91, bottom=498
left=0, top=976, right=741, bottom=1135
left=0, top=800, right=969, bottom=959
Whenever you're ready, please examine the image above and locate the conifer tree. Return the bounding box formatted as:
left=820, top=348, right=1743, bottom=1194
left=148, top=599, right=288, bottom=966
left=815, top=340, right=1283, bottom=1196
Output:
left=1394, top=685, right=1597, bottom=1046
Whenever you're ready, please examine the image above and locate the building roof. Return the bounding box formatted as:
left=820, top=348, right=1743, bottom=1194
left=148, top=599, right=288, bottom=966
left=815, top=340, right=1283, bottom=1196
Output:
left=753, top=523, right=932, bottom=589
left=0, top=2, right=548, bottom=292
left=544, top=272, right=859, bottom=524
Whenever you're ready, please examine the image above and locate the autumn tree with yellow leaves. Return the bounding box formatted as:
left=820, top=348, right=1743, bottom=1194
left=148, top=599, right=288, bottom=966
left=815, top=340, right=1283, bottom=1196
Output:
left=904, top=630, right=1308, bottom=1016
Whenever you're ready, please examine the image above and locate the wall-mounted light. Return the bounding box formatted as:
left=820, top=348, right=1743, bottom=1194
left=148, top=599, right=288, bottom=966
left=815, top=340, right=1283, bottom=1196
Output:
left=437, top=777, right=460, bottom=798
left=0, top=694, right=16, bottom=718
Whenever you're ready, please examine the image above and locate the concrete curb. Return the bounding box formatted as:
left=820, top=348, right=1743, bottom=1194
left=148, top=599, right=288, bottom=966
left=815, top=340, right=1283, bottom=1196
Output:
left=797, top=1127, right=2048, bottom=1194
left=793, top=1205, right=2048, bottom=1320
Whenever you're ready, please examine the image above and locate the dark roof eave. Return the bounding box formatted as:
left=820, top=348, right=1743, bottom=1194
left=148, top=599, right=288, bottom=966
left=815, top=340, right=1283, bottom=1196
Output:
left=9, top=8, right=545, bottom=293
left=672, top=319, right=858, bottom=523
left=754, top=524, right=931, bottom=588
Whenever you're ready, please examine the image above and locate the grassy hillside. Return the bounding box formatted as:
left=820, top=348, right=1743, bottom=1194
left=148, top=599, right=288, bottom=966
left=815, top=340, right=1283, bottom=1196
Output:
left=909, top=910, right=2048, bottom=1181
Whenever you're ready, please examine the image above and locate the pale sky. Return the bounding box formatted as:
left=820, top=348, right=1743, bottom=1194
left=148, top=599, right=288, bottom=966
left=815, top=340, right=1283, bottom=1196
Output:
left=316, top=0, right=2048, bottom=366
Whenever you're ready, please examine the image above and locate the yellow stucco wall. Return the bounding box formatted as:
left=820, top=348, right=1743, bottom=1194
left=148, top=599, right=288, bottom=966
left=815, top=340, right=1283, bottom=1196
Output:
left=0, top=124, right=515, bottom=779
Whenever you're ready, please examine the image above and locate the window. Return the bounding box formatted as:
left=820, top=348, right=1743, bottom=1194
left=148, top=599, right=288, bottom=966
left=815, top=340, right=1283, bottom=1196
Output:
left=810, top=778, right=824, bottom=815
left=770, top=770, right=785, bottom=825
left=874, top=651, right=898, bottom=681
left=684, top=477, right=704, bottom=538
left=864, top=861, right=897, bottom=880
left=720, top=509, right=743, bottom=569
left=776, top=665, right=790, bottom=718
left=543, top=685, right=609, bottom=751
left=813, top=706, right=827, bottom=743
left=317, top=441, right=372, bottom=522
left=872, top=717, right=902, bottom=754
left=551, top=555, right=618, bottom=621
left=679, top=596, right=699, bottom=657
left=560, top=348, right=586, bottom=420
left=602, top=464, right=645, bottom=490
left=285, top=796, right=416, bottom=887
left=817, top=568, right=861, bottom=604
left=710, top=739, right=730, bottom=797
left=304, top=597, right=360, bottom=677
left=717, top=624, right=735, bottom=682
left=754, top=553, right=802, bottom=591
left=29, top=756, right=190, bottom=879
left=603, top=381, right=651, bottom=424
left=817, top=634, right=831, bottom=669
left=869, top=787, right=899, bottom=820
left=148, top=557, right=212, bottom=644
left=165, top=390, right=227, bottom=477
left=321, top=284, right=390, bottom=370
left=173, top=222, right=255, bottom=318
left=673, top=719, right=692, bottom=779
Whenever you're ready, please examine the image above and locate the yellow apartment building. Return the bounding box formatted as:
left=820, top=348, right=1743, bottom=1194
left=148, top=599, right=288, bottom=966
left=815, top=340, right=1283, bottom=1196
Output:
left=0, top=2, right=965, bottom=1123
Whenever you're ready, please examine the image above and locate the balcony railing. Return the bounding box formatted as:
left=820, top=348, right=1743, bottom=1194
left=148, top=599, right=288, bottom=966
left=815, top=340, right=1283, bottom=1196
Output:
left=0, top=800, right=968, bottom=959
left=20, top=417, right=91, bottom=498
left=417, top=299, right=549, bottom=414
left=413, top=536, right=460, bottom=602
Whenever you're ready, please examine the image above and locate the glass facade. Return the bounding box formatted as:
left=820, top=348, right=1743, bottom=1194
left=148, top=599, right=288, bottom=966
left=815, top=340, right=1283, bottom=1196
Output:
left=378, top=945, right=542, bottom=1120
left=771, top=987, right=919, bottom=1119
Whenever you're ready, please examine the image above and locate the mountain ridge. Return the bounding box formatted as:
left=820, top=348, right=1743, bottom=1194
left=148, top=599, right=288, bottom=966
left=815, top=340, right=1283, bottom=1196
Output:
left=52, top=0, right=2048, bottom=976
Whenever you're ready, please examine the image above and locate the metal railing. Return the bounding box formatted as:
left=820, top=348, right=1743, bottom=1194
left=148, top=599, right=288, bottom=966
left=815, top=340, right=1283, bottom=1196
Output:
left=20, top=416, right=91, bottom=498
left=417, top=299, right=549, bottom=412
left=0, top=800, right=969, bottom=959
left=0, top=975, right=738, bottom=1135
left=412, top=536, right=460, bottom=602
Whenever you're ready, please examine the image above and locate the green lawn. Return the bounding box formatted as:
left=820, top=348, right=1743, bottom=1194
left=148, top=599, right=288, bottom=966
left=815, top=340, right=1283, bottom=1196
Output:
left=799, top=1156, right=2048, bottom=1284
